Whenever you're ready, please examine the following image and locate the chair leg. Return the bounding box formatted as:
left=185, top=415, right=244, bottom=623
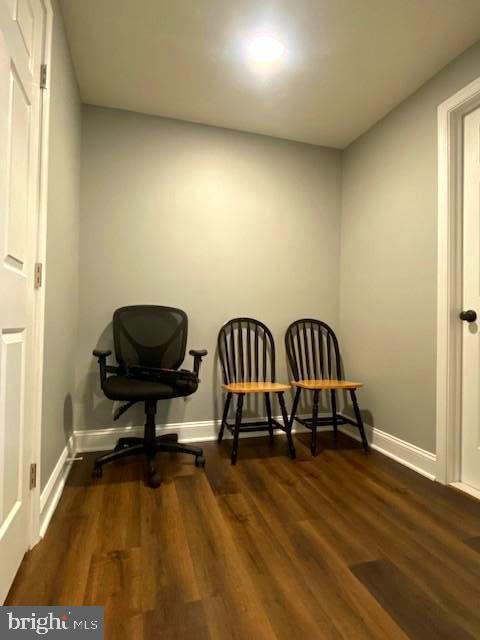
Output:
left=156, top=433, right=178, bottom=444
left=278, top=392, right=296, bottom=459
left=146, top=449, right=161, bottom=488
left=92, top=443, right=145, bottom=477
left=218, top=392, right=232, bottom=443
left=144, top=400, right=157, bottom=444
left=155, top=440, right=205, bottom=467
left=350, top=389, right=369, bottom=453
left=311, top=390, right=319, bottom=456
left=144, top=400, right=161, bottom=487
left=290, top=387, right=301, bottom=430
left=231, top=394, right=244, bottom=465
left=265, top=393, right=274, bottom=440
left=330, top=389, right=338, bottom=447
left=115, top=436, right=143, bottom=451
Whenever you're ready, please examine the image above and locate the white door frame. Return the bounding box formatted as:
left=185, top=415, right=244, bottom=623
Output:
left=28, top=0, right=53, bottom=547
left=436, top=77, right=480, bottom=484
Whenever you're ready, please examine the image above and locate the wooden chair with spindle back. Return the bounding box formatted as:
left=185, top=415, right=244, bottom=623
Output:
left=217, top=318, right=296, bottom=464
left=285, top=318, right=369, bottom=456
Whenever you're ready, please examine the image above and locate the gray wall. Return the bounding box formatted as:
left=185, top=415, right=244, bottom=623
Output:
left=340, top=41, right=480, bottom=453
left=62, top=37, right=480, bottom=453
left=76, top=106, right=342, bottom=430
left=40, top=0, right=81, bottom=489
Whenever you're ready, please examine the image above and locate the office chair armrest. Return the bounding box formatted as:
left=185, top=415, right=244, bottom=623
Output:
left=189, top=349, right=208, bottom=376
left=93, top=349, right=112, bottom=359
left=92, top=349, right=118, bottom=385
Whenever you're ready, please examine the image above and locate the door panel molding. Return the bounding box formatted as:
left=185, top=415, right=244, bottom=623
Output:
left=437, top=77, right=480, bottom=484
left=460, top=108, right=480, bottom=491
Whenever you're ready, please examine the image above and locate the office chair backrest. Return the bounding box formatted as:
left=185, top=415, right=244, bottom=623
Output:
left=113, top=305, right=188, bottom=370
left=285, top=319, right=341, bottom=381
left=218, top=318, right=276, bottom=384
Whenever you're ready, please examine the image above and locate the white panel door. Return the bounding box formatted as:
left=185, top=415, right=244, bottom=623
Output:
left=0, top=0, right=45, bottom=603
left=461, top=107, right=480, bottom=491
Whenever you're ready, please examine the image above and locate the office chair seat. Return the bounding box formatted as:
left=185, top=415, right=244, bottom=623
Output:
left=102, top=375, right=198, bottom=401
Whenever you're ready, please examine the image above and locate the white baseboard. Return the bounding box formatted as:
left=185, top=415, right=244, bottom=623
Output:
left=73, top=416, right=315, bottom=453
left=338, top=414, right=437, bottom=480
left=39, top=436, right=75, bottom=538
left=39, top=415, right=436, bottom=541
left=449, top=482, right=480, bottom=501
left=73, top=414, right=437, bottom=481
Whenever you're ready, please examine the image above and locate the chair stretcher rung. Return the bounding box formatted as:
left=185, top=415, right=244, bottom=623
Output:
left=294, top=414, right=355, bottom=428
left=225, top=420, right=274, bottom=433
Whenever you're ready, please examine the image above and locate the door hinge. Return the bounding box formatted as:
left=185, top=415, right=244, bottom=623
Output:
left=34, top=262, right=43, bottom=288
left=30, top=463, right=37, bottom=490
left=40, top=64, right=47, bottom=89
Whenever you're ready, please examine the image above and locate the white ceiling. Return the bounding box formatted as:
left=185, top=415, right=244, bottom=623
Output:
left=60, top=0, right=480, bottom=149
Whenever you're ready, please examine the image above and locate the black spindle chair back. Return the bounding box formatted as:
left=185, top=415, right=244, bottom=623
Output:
left=285, top=319, right=341, bottom=382
left=218, top=318, right=276, bottom=385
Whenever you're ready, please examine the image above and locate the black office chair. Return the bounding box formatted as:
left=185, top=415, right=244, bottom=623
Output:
left=92, top=305, right=207, bottom=487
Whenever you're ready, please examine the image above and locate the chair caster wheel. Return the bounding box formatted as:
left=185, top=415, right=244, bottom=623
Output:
left=148, top=472, right=161, bottom=488
left=195, top=455, right=206, bottom=468
left=310, top=447, right=317, bottom=457
left=92, top=465, right=102, bottom=479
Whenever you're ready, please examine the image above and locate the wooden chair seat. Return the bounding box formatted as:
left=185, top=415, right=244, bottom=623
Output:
left=291, top=379, right=362, bottom=391
left=223, top=381, right=290, bottom=394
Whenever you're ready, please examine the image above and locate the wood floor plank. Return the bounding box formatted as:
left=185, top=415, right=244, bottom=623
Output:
left=263, top=458, right=380, bottom=565
left=232, top=460, right=407, bottom=640
left=96, top=462, right=142, bottom=553
left=341, top=448, right=480, bottom=539
left=464, top=536, right=480, bottom=554
left=357, top=448, right=480, bottom=525
left=174, top=472, right=278, bottom=640
left=139, top=478, right=201, bottom=607
left=6, top=433, right=480, bottom=640
left=142, top=600, right=210, bottom=640
left=313, top=448, right=480, bottom=574
left=325, top=451, right=480, bottom=587
left=7, top=512, right=100, bottom=605
left=299, top=452, right=480, bottom=637
left=351, top=559, right=474, bottom=640
left=84, top=547, right=145, bottom=614
left=121, top=600, right=210, bottom=640
left=217, top=491, right=344, bottom=640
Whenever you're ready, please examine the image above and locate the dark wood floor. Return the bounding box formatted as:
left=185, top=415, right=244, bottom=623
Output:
left=7, top=431, right=480, bottom=639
